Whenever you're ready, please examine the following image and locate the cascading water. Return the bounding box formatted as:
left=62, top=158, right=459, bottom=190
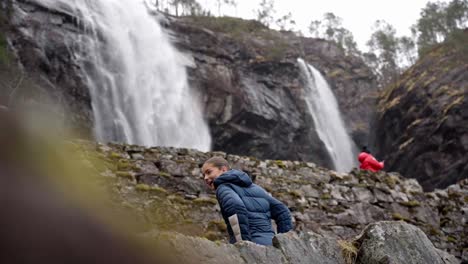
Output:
left=297, top=58, right=357, bottom=172
left=35, top=0, right=211, bottom=151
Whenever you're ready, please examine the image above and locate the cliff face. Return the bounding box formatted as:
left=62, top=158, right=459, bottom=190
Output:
left=169, top=16, right=378, bottom=164
left=1, top=1, right=379, bottom=169
left=71, top=140, right=467, bottom=261
left=0, top=0, right=93, bottom=136
left=375, top=40, right=468, bottom=191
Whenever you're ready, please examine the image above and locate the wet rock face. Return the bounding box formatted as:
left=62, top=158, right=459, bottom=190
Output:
left=1, top=0, right=93, bottom=134
left=170, top=17, right=378, bottom=166
left=375, top=44, right=468, bottom=191
left=4, top=0, right=378, bottom=170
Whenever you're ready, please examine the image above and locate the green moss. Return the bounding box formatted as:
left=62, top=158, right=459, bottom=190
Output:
left=274, top=160, right=286, bottom=169
left=159, top=172, right=171, bottom=178
left=168, top=195, right=188, bottom=205
left=289, top=190, right=302, bottom=198
left=117, top=160, right=131, bottom=170
left=109, top=152, right=122, bottom=159
left=427, top=225, right=441, bottom=236
left=193, top=197, right=218, bottom=206
left=149, top=186, right=168, bottom=194
left=384, top=176, right=398, bottom=189
left=355, top=183, right=368, bottom=188
left=464, top=196, right=468, bottom=203
left=135, top=184, right=167, bottom=194
left=116, top=171, right=133, bottom=179
left=447, top=236, right=457, bottom=243
left=392, top=213, right=410, bottom=222
left=400, top=200, right=421, bottom=208
left=320, top=193, right=331, bottom=200
left=136, top=184, right=151, bottom=191
left=203, top=231, right=221, bottom=241
left=208, top=220, right=227, bottom=232
left=328, top=69, right=343, bottom=78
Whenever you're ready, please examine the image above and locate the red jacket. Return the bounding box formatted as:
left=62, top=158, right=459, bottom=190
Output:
left=358, top=152, right=384, bottom=172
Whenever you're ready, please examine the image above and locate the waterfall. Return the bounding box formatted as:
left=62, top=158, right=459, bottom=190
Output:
left=297, top=58, right=357, bottom=172
left=35, top=0, right=211, bottom=151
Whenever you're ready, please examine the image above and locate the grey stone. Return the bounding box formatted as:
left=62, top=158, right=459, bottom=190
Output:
left=273, top=231, right=346, bottom=264
left=352, top=187, right=376, bottom=203
left=356, top=221, right=455, bottom=264
left=236, top=241, right=286, bottom=264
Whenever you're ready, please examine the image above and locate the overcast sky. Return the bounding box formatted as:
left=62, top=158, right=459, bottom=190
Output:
left=200, top=0, right=448, bottom=52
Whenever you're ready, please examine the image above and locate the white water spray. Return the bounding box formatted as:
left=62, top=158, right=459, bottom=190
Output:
left=36, top=0, right=211, bottom=151
left=297, top=58, right=357, bottom=172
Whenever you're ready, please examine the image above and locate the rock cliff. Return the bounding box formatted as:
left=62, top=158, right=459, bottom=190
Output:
left=375, top=37, right=468, bottom=191
left=1, top=1, right=378, bottom=169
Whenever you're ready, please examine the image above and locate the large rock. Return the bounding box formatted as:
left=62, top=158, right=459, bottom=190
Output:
left=355, top=221, right=460, bottom=264
left=375, top=39, right=468, bottom=190
left=273, top=231, right=345, bottom=264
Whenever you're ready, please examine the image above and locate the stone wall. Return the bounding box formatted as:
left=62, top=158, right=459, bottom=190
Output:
left=71, top=140, right=468, bottom=261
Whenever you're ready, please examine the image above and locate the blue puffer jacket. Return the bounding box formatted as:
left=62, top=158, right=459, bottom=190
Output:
left=214, top=169, right=293, bottom=246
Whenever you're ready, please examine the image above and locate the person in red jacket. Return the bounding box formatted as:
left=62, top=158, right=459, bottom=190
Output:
left=358, top=146, right=384, bottom=172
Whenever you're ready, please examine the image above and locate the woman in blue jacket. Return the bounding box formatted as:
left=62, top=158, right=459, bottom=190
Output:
left=202, top=157, right=293, bottom=246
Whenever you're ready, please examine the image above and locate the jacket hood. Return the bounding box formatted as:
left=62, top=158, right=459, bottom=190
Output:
left=214, top=169, right=252, bottom=188
left=358, top=152, right=370, bottom=163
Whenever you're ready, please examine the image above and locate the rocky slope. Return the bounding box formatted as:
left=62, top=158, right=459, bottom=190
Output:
left=1, top=1, right=378, bottom=169
left=0, top=103, right=463, bottom=262
left=375, top=37, right=468, bottom=191
left=68, top=140, right=468, bottom=261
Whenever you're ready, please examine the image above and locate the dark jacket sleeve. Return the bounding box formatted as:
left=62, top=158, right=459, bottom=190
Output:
left=216, top=184, right=252, bottom=242
left=267, top=195, right=293, bottom=233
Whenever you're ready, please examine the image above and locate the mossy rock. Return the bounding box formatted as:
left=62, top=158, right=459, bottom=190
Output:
left=399, top=200, right=421, bottom=208
left=109, top=152, right=124, bottom=160
left=289, top=190, right=302, bottom=198
left=116, top=171, right=133, bottom=179
left=117, top=160, right=131, bottom=170
left=159, top=172, right=172, bottom=178
left=135, top=184, right=167, bottom=195
left=274, top=160, right=287, bottom=169
left=427, top=225, right=441, bottom=236
left=392, top=213, right=410, bottom=222
left=193, top=197, right=218, bottom=206
left=207, top=220, right=227, bottom=232
left=384, top=176, right=398, bottom=189
left=447, top=235, right=457, bottom=243
left=203, top=231, right=223, bottom=242
left=168, top=195, right=189, bottom=205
